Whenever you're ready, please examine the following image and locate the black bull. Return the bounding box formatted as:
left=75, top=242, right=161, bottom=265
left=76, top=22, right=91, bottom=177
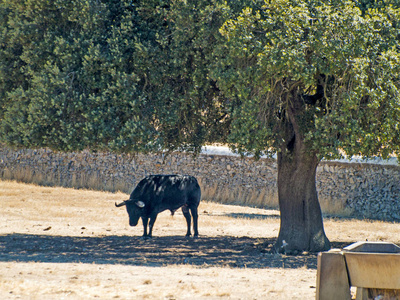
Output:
left=115, top=175, right=201, bottom=238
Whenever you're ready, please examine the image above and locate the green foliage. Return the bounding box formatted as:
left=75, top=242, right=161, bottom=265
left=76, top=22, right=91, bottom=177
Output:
left=216, top=0, right=400, bottom=160
left=0, top=0, right=230, bottom=153
left=1, top=0, right=399, bottom=161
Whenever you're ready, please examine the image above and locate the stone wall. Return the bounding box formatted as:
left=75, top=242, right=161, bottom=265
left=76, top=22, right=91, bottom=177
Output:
left=1, top=145, right=399, bottom=221
left=316, top=162, right=400, bottom=220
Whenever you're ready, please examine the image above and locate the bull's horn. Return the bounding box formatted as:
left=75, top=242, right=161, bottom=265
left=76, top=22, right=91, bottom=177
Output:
left=135, top=201, right=145, bottom=208
left=115, top=200, right=129, bottom=207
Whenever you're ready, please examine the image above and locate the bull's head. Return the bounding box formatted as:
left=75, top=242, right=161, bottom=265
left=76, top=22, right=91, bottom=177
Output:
left=115, top=199, right=145, bottom=226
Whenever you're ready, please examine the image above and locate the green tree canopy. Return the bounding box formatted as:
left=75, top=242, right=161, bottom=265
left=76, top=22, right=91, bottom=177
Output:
left=0, top=0, right=230, bottom=153
left=216, top=0, right=400, bottom=160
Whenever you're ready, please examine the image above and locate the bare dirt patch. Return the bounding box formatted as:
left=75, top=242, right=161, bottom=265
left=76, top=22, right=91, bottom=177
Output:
left=1, top=180, right=400, bottom=299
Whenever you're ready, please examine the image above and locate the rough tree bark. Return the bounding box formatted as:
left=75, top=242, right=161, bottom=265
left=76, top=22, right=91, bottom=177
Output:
left=274, top=93, right=331, bottom=253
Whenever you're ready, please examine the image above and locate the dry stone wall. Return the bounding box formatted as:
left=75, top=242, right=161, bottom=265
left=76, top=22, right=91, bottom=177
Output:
left=1, top=145, right=399, bottom=221
left=316, top=163, right=400, bottom=220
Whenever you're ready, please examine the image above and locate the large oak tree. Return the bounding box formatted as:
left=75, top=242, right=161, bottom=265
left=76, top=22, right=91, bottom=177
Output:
left=214, top=0, right=400, bottom=251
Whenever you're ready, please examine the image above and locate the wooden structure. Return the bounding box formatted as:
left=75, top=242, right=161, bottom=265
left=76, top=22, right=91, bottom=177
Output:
left=316, top=242, right=400, bottom=300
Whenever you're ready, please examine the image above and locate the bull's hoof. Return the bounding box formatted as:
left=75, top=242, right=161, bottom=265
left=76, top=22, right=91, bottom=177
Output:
left=185, top=234, right=199, bottom=239
left=141, top=235, right=152, bottom=240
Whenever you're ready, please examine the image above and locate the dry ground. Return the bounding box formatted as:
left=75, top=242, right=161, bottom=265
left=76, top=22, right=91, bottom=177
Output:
left=1, top=180, right=400, bottom=299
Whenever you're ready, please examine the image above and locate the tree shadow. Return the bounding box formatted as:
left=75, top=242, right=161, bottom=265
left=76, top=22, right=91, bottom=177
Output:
left=224, top=212, right=280, bottom=220
left=323, top=214, right=400, bottom=223
left=0, top=233, right=353, bottom=270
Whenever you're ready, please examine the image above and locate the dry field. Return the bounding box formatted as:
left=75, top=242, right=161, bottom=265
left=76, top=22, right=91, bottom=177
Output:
left=1, top=180, right=400, bottom=299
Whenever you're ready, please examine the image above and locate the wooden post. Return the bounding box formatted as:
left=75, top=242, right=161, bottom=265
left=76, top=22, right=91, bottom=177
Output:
left=316, top=249, right=351, bottom=300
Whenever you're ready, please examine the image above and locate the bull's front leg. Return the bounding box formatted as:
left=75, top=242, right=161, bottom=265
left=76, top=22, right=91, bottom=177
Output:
left=141, top=216, right=149, bottom=238
left=148, top=213, right=158, bottom=237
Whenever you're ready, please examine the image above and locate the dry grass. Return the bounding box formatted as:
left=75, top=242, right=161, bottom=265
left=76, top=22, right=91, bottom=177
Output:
left=200, top=180, right=278, bottom=209
left=0, top=262, right=317, bottom=300
left=0, top=179, right=278, bottom=239
left=319, top=196, right=354, bottom=217
left=1, top=180, right=400, bottom=299
left=1, top=167, right=131, bottom=193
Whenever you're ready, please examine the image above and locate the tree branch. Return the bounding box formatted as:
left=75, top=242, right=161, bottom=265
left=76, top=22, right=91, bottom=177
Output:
left=301, top=75, right=326, bottom=105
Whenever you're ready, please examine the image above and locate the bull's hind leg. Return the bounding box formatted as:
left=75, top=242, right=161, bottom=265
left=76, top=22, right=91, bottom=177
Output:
left=182, top=205, right=191, bottom=237
left=191, top=206, right=199, bottom=237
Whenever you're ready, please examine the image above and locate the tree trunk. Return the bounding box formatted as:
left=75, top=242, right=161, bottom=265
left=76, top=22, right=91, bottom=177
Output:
left=275, top=91, right=331, bottom=253
left=275, top=144, right=331, bottom=253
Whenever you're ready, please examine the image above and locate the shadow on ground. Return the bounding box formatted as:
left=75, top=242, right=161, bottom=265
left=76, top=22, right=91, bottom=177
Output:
left=223, top=213, right=280, bottom=220
left=0, top=234, right=351, bottom=269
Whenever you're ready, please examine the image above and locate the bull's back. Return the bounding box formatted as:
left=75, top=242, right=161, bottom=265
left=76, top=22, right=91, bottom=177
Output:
left=159, top=175, right=201, bottom=205
left=131, top=175, right=201, bottom=207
